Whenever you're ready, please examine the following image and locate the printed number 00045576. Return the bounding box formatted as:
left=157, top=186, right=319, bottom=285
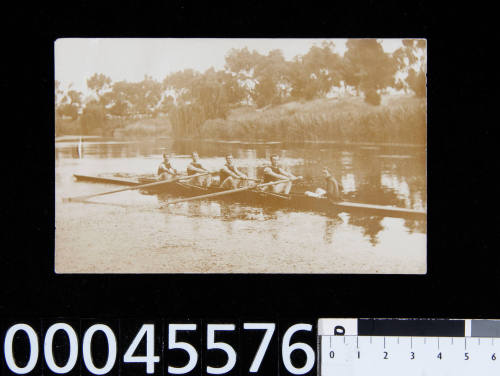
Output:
left=2, top=322, right=315, bottom=375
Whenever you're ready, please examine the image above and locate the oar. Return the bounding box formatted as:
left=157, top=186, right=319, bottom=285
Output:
left=161, top=179, right=294, bottom=207
left=63, top=172, right=211, bottom=203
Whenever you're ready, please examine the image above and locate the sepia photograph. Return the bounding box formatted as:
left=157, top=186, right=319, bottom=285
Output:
left=55, top=38, right=427, bottom=274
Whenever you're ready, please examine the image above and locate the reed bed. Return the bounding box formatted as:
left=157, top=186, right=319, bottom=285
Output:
left=200, top=97, right=426, bottom=144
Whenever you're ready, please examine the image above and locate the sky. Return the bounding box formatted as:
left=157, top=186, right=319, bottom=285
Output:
left=55, top=38, right=405, bottom=94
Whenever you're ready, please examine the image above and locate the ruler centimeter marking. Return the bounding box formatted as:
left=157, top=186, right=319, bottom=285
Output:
left=318, top=318, right=500, bottom=376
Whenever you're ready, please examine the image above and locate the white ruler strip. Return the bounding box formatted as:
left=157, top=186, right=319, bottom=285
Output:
left=319, top=335, right=499, bottom=376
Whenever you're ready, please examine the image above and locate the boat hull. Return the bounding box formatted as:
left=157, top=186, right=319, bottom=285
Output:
left=139, top=178, right=426, bottom=220
left=73, top=174, right=426, bottom=220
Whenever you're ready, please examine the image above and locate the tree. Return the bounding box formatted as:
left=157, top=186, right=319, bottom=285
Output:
left=87, top=73, right=112, bottom=98
left=190, top=68, right=244, bottom=117
left=252, top=49, right=290, bottom=106
left=225, top=48, right=291, bottom=107
left=55, top=80, right=64, bottom=105
left=166, top=68, right=246, bottom=136
left=158, top=94, right=175, bottom=114
left=406, top=68, right=426, bottom=98
left=135, top=76, right=163, bottom=116
left=288, top=42, right=343, bottom=100
left=225, top=47, right=259, bottom=104
left=67, top=90, right=82, bottom=106
left=343, top=39, right=398, bottom=104
left=57, top=104, right=79, bottom=120
left=80, top=101, right=106, bottom=135
left=102, top=76, right=163, bottom=118
left=56, top=89, right=83, bottom=120
left=393, top=39, right=426, bottom=97
left=225, top=47, right=258, bottom=78
left=163, top=69, right=200, bottom=104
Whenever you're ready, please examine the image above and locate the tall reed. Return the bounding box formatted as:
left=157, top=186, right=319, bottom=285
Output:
left=200, top=97, right=426, bottom=144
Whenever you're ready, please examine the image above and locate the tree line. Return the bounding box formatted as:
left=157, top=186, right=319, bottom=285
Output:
left=55, top=39, right=426, bottom=136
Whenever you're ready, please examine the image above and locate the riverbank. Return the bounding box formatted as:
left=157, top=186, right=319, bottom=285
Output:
left=55, top=116, right=172, bottom=138
left=56, top=94, right=426, bottom=144
left=201, top=95, right=426, bottom=143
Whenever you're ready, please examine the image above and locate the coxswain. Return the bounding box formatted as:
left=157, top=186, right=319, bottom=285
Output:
left=306, top=167, right=341, bottom=200
left=323, top=167, right=341, bottom=201
left=262, top=154, right=301, bottom=194
left=219, top=154, right=250, bottom=189
left=157, top=153, right=178, bottom=180
left=187, top=152, right=212, bottom=187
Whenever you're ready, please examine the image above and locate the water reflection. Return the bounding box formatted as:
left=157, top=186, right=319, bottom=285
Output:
left=347, top=215, right=385, bottom=246
left=322, top=217, right=343, bottom=244
left=56, top=138, right=427, bottom=247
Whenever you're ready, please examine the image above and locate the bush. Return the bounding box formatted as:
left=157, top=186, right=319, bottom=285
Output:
left=80, top=103, right=106, bottom=135
left=55, top=117, right=80, bottom=136
left=115, top=118, right=172, bottom=139
left=364, top=89, right=381, bottom=105
left=407, top=69, right=427, bottom=98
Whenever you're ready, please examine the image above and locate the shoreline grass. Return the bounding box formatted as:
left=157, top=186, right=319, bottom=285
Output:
left=56, top=95, right=426, bottom=145
left=200, top=95, right=426, bottom=144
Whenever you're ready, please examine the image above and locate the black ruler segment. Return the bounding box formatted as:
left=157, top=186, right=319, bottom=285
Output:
left=357, top=318, right=465, bottom=337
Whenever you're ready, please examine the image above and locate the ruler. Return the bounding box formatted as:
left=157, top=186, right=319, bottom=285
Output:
left=318, top=318, right=500, bottom=375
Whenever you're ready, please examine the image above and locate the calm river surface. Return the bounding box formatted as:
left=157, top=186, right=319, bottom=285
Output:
left=55, top=138, right=426, bottom=274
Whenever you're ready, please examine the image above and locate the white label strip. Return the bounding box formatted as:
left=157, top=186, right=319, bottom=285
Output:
left=318, top=318, right=358, bottom=336
left=465, top=319, right=472, bottom=337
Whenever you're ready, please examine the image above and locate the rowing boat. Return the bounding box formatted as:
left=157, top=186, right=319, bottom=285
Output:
left=72, top=174, right=427, bottom=220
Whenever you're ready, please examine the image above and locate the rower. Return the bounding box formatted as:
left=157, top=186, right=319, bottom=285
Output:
left=157, top=153, right=178, bottom=180
left=187, top=152, right=212, bottom=187
left=219, top=154, right=250, bottom=189
left=262, top=154, right=301, bottom=194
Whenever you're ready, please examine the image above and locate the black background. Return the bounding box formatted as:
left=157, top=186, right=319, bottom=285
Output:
left=0, top=0, right=497, bottom=373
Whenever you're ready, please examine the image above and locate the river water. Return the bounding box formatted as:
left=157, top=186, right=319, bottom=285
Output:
left=55, top=138, right=426, bottom=274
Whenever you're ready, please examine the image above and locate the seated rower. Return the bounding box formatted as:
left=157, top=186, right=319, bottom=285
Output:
left=157, top=153, right=179, bottom=180
left=187, top=152, right=212, bottom=187
left=219, top=154, right=250, bottom=189
left=262, top=154, right=301, bottom=194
